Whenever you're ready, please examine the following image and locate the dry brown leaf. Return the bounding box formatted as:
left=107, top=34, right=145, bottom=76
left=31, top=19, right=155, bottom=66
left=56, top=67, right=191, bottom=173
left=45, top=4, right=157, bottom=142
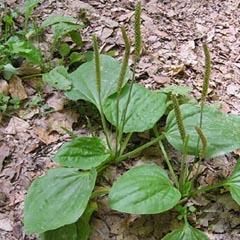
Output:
left=47, top=110, right=78, bottom=134
left=226, top=84, right=239, bottom=96
left=17, top=63, right=41, bottom=76
left=18, top=108, right=39, bottom=120
left=5, top=117, right=30, bottom=135
left=6, top=0, right=17, bottom=4
left=168, top=64, right=185, bottom=76
left=91, top=219, right=109, bottom=240
left=153, top=75, right=171, bottom=84
left=0, top=143, right=10, bottom=172
left=46, top=92, right=66, bottom=111
left=0, top=80, right=9, bottom=95
left=0, top=215, right=12, bottom=232
left=8, top=76, right=27, bottom=100
left=101, top=27, right=114, bottom=40
left=179, top=41, right=197, bottom=66
left=35, top=127, right=59, bottom=145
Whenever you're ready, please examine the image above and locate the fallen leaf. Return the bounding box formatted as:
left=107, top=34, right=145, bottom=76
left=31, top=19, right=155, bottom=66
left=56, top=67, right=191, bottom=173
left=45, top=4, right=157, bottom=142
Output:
left=46, top=92, right=66, bottom=111
left=168, top=64, right=186, bottom=76
left=179, top=41, right=198, bottom=65
left=226, top=84, right=239, bottom=96
left=101, top=27, right=114, bottom=40
left=18, top=108, right=39, bottom=120
left=8, top=76, right=27, bottom=100
left=153, top=75, right=171, bottom=84
left=0, top=192, right=8, bottom=207
left=17, top=62, right=41, bottom=76
left=0, top=80, right=9, bottom=95
left=0, top=218, right=13, bottom=232
left=35, top=127, right=59, bottom=145
left=6, top=0, right=17, bottom=5
left=5, top=117, right=30, bottom=135
left=47, top=110, right=78, bottom=134
left=0, top=143, right=10, bottom=172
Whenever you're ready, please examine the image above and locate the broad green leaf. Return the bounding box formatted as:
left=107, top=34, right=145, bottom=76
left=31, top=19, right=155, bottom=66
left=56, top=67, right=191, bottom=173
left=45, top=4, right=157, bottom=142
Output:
left=69, top=31, right=83, bottom=46
left=160, top=85, right=192, bottom=96
left=103, top=84, right=167, bottom=133
left=42, top=15, right=77, bottom=28
left=69, top=52, right=85, bottom=65
left=41, top=202, right=97, bottom=240
left=162, top=223, right=209, bottom=240
left=225, top=160, right=240, bottom=205
left=7, top=36, right=42, bottom=64
left=76, top=202, right=97, bottom=240
left=165, top=104, right=240, bottom=158
left=66, top=55, right=130, bottom=108
left=52, top=22, right=80, bottom=41
left=3, top=64, right=17, bottom=80
left=43, top=66, right=71, bottom=91
left=109, top=164, right=181, bottom=214
left=24, top=0, right=42, bottom=18
left=59, top=43, right=71, bottom=57
left=54, top=137, right=111, bottom=169
left=40, top=224, right=78, bottom=240
left=65, top=88, right=84, bottom=101
left=24, top=168, right=97, bottom=234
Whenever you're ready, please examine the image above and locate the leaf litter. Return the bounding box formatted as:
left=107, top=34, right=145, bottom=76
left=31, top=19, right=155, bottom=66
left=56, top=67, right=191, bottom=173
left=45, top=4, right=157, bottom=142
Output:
left=1, top=0, right=240, bottom=240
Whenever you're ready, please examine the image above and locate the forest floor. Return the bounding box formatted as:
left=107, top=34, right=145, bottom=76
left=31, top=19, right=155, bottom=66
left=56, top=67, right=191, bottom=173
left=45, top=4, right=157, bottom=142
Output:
left=1, top=0, right=240, bottom=239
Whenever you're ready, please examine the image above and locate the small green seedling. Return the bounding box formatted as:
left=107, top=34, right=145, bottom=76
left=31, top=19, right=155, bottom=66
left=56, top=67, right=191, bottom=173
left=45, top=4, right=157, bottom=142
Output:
left=0, top=93, right=20, bottom=115
left=42, top=15, right=83, bottom=64
left=24, top=2, right=240, bottom=240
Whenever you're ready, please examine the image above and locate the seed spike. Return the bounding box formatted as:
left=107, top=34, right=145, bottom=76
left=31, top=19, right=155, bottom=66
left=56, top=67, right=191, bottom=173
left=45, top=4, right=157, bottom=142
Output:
left=195, top=126, right=207, bottom=159
left=117, top=26, right=131, bottom=92
left=134, top=1, right=142, bottom=61
left=201, top=43, right=211, bottom=107
left=92, top=35, right=101, bottom=95
left=171, top=94, right=186, bottom=143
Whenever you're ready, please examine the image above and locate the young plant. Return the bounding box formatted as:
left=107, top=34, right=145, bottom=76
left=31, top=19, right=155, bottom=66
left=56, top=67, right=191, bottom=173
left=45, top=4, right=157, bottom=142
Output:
left=24, top=2, right=240, bottom=240
left=0, top=93, right=20, bottom=116
left=41, top=15, right=83, bottom=65
left=0, top=3, right=43, bottom=79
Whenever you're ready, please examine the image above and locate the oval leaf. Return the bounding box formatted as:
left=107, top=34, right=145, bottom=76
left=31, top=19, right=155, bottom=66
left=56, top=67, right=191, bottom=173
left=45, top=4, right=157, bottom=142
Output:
left=43, top=66, right=71, bottom=91
left=65, top=55, right=130, bottom=109
left=165, top=104, right=240, bottom=158
left=162, top=224, right=209, bottom=240
left=225, top=160, right=240, bottom=205
left=76, top=202, right=97, bottom=240
left=42, top=15, right=77, bottom=28
left=109, top=164, right=181, bottom=214
left=40, top=224, right=78, bottom=240
left=103, top=84, right=167, bottom=133
left=41, top=202, right=97, bottom=240
left=24, top=168, right=97, bottom=234
left=52, top=22, right=80, bottom=41
left=54, top=137, right=111, bottom=169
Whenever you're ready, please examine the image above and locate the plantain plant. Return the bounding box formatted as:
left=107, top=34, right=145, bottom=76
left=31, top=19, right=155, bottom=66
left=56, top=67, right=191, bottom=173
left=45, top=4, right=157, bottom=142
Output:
left=24, top=2, right=240, bottom=240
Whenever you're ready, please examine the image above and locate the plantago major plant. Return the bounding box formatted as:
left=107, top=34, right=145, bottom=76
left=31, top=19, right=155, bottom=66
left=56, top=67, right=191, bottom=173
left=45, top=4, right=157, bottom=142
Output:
left=24, top=2, right=240, bottom=239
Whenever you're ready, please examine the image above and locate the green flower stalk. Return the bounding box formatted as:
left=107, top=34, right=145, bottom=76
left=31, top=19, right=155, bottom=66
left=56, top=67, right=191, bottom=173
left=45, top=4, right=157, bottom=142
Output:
left=92, top=35, right=111, bottom=150
left=92, top=35, right=101, bottom=95
left=198, top=43, right=211, bottom=151
left=115, top=26, right=131, bottom=156
left=201, top=43, right=211, bottom=108
left=117, top=27, right=131, bottom=92
left=171, top=94, right=186, bottom=143
left=117, top=2, right=142, bottom=156
left=195, top=127, right=207, bottom=159
left=134, top=1, right=142, bottom=61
